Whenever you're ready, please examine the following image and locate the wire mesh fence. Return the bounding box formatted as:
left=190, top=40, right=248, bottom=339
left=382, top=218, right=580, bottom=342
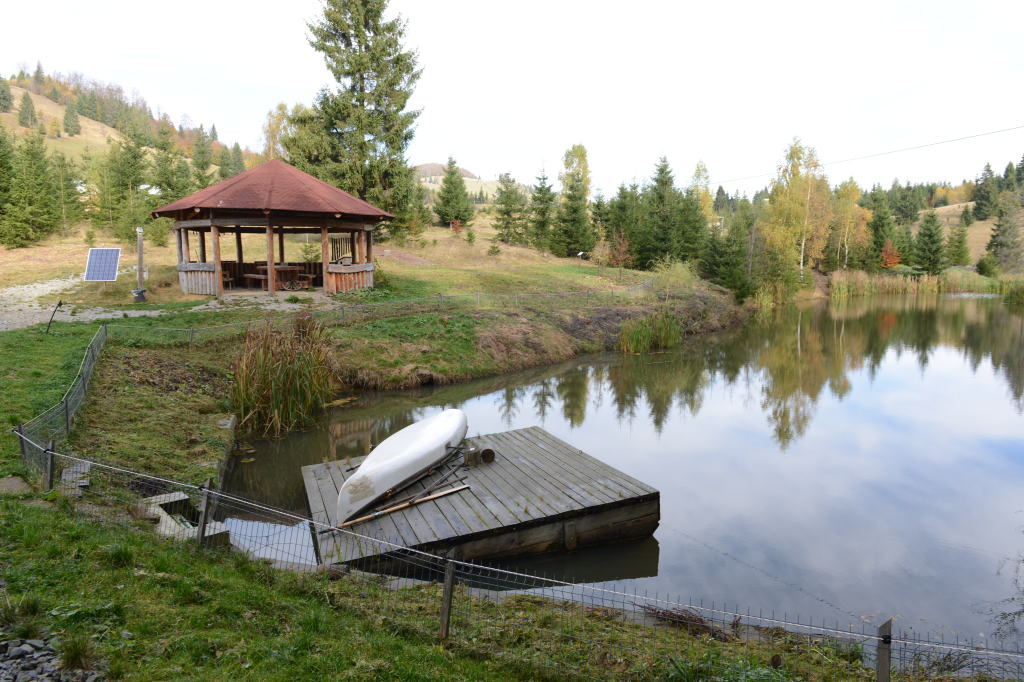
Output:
left=12, top=428, right=1024, bottom=681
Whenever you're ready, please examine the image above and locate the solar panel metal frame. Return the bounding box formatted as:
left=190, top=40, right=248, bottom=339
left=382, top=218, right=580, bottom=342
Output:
left=83, top=248, right=121, bottom=282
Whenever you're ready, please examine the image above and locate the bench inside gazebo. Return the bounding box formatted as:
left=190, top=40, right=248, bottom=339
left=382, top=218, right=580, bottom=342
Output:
left=151, top=159, right=394, bottom=296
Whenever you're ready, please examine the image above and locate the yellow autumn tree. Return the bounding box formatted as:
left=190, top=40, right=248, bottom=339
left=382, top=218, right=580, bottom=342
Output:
left=830, top=179, right=870, bottom=269
left=690, top=160, right=716, bottom=226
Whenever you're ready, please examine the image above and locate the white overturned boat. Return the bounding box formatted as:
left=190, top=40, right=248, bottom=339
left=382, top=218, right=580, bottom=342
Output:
left=336, top=409, right=468, bottom=523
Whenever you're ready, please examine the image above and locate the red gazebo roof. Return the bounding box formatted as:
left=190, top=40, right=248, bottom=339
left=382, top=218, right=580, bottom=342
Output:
left=151, top=159, right=394, bottom=221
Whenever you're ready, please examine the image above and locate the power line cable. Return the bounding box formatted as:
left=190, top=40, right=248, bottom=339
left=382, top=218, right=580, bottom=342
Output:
left=712, top=123, right=1024, bottom=189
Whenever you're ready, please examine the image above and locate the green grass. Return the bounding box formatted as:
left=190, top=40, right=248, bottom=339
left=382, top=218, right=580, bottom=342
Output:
left=619, top=310, right=684, bottom=353
left=0, top=499, right=896, bottom=681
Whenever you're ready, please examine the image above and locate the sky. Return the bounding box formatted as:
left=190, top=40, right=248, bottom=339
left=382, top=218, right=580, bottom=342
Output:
left=5, top=0, right=1024, bottom=196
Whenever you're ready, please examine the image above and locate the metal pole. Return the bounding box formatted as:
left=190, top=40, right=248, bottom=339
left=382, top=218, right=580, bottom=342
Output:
left=133, top=226, right=146, bottom=302
left=45, top=441, right=55, bottom=490
left=308, top=521, right=322, bottom=567
left=16, top=425, right=27, bottom=465
left=438, top=561, right=456, bottom=641
left=876, top=618, right=892, bottom=682
left=196, top=478, right=212, bottom=548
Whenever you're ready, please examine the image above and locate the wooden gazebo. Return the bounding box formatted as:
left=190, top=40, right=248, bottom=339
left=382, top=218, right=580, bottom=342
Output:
left=151, top=159, right=393, bottom=296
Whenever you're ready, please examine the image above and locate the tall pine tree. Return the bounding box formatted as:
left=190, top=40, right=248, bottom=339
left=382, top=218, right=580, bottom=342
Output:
left=551, top=145, right=595, bottom=257
left=17, top=92, right=37, bottom=128
left=945, top=221, right=970, bottom=266
left=528, top=171, right=556, bottom=250
left=63, top=102, right=81, bottom=136
left=867, top=200, right=896, bottom=270
left=493, top=172, right=526, bottom=244
left=973, top=163, right=998, bottom=221
left=987, top=197, right=1023, bottom=273
left=0, top=127, right=14, bottom=218
left=0, top=80, right=12, bottom=113
left=639, top=158, right=683, bottom=268
left=915, top=210, right=945, bottom=274
left=191, top=126, right=212, bottom=188
left=285, top=0, right=422, bottom=236
left=51, top=152, right=83, bottom=233
left=0, top=134, right=58, bottom=247
left=434, top=157, right=474, bottom=226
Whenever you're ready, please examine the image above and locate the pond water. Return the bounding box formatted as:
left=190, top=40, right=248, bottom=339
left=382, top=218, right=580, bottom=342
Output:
left=223, top=294, right=1024, bottom=640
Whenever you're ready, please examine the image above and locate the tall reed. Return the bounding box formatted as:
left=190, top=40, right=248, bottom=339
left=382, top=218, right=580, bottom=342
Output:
left=830, top=269, right=1000, bottom=300
left=619, top=309, right=683, bottom=353
left=1002, top=279, right=1024, bottom=305
left=232, top=314, right=335, bottom=437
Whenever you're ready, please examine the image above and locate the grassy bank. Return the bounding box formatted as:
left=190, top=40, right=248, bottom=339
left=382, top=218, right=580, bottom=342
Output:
left=0, top=499, right=888, bottom=681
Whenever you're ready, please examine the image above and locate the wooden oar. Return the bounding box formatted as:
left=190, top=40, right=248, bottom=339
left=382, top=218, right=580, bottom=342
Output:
left=332, top=484, right=471, bottom=529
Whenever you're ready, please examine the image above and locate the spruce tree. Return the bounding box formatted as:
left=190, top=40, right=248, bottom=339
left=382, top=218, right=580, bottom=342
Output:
left=0, top=80, right=12, bottom=113
left=638, top=158, right=682, bottom=268
left=216, top=147, right=234, bottom=180
left=191, top=126, right=212, bottom=188
left=434, top=157, right=474, bottom=226
left=987, top=198, right=1023, bottom=273
left=230, top=143, right=245, bottom=176
left=32, top=62, right=44, bottom=91
left=590, top=193, right=609, bottom=239
left=285, top=0, right=422, bottom=236
left=493, top=172, right=526, bottom=244
left=209, top=124, right=218, bottom=142
left=894, top=224, right=915, bottom=265
left=0, top=127, right=14, bottom=216
left=528, top=171, right=556, bottom=249
left=867, top=200, right=895, bottom=269
left=678, top=189, right=708, bottom=262
left=17, top=92, right=37, bottom=128
left=973, top=163, right=998, bottom=221
left=0, top=134, right=59, bottom=246
left=608, top=183, right=644, bottom=264
left=63, top=102, right=81, bottom=136
left=153, top=146, right=193, bottom=204
left=551, top=146, right=595, bottom=257
left=959, top=205, right=974, bottom=227
left=1005, top=162, right=1018, bottom=192
left=1017, top=154, right=1024, bottom=182
left=915, top=210, right=945, bottom=274
left=51, top=152, right=83, bottom=232
left=945, top=221, right=970, bottom=266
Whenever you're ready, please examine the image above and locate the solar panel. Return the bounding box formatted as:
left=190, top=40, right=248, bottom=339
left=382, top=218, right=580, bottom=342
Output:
left=83, top=248, right=121, bottom=281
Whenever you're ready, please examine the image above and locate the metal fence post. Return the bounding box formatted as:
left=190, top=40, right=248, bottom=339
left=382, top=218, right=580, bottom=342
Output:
left=16, top=425, right=28, bottom=465
left=438, top=561, right=456, bottom=641
left=45, top=440, right=55, bottom=490
left=876, top=618, right=892, bottom=682
left=63, top=397, right=71, bottom=434
left=196, top=478, right=212, bottom=548
left=308, top=521, right=322, bottom=567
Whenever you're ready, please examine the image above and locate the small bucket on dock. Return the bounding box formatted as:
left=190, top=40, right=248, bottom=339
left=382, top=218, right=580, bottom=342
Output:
left=463, top=446, right=496, bottom=467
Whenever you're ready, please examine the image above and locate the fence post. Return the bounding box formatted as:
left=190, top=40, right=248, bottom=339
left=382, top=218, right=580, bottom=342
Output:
left=437, top=292, right=443, bottom=310
left=45, top=440, right=55, bottom=490
left=876, top=618, right=892, bottom=682
left=475, top=292, right=481, bottom=307
left=188, top=328, right=195, bottom=345
left=438, top=561, right=456, bottom=641
left=308, top=521, right=322, bottom=567
left=16, top=425, right=28, bottom=465
left=63, top=397, right=72, bottom=434
left=195, top=478, right=212, bottom=549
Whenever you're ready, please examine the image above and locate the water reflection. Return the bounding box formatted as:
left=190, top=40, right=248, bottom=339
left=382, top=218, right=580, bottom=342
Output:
left=224, top=295, right=1024, bottom=638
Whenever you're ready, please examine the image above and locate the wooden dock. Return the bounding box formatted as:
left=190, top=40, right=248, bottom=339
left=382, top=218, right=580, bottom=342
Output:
left=302, top=426, right=659, bottom=567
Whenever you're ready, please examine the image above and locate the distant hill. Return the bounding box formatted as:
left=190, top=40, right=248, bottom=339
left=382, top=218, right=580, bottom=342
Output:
left=0, top=85, right=122, bottom=160
left=414, top=163, right=478, bottom=179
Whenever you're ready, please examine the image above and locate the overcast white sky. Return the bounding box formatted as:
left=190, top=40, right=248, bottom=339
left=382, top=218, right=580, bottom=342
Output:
left=5, top=0, right=1024, bottom=196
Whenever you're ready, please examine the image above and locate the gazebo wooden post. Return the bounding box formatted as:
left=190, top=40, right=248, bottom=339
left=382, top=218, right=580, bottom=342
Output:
left=266, top=224, right=276, bottom=295
left=365, top=229, right=373, bottom=263
left=211, top=225, right=223, bottom=297
left=182, top=229, right=191, bottom=263
left=235, top=229, right=243, bottom=263
left=198, top=230, right=207, bottom=262
left=320, top=226, right=332, bottom=294
left=175, top=228, right=184, bottom=265
left=278, top=230, right=285, bottom=264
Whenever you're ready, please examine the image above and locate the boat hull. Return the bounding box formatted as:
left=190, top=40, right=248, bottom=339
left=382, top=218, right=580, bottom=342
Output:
left=336, top=409, right=468, bottom=523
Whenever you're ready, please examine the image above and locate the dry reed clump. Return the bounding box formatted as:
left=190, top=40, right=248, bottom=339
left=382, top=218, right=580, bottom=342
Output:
left=476, top=321, right=576, bottom=371
left=231, top=314, right=335, bottom=437
left=618, top=309, right=683, bottom=353
left=829, top=268, right=1002, bottom=300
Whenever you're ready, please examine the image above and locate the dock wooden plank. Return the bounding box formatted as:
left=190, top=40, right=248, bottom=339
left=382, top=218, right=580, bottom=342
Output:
left=500, top=429, right=616, bottom=508
left=300, top=426, right=660, bottom=566
left=530, top=428, right=654, bottom=498
left=485, top=431, right=584, bottom=516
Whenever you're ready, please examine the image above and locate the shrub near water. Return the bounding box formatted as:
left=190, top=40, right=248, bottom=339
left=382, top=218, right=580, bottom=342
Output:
left=231, top=314, right=335, bottom=437
left=619, top=309, right=683, bottom=353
